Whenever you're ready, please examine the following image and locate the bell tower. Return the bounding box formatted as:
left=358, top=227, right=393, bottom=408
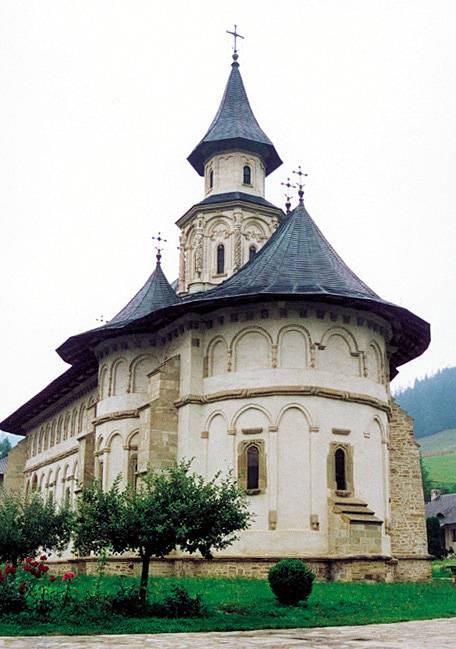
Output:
left=176, top=33, right=283, bottom=295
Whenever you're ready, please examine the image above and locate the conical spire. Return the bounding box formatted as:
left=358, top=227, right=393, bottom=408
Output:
left=195, top=199, right=380, bottom=300
left=187, top=58, right=282, bottom=176
left=108, top=260, right=179, bottom=326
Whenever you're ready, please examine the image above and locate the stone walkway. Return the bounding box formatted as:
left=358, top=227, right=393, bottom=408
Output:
left=0, top=617, right=453, bottom=648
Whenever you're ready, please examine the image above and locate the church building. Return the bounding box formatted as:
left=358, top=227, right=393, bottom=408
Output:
left=1, top=41, right=431, bottom=581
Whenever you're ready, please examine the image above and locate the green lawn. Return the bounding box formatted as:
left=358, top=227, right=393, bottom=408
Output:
left=2, top=574, right=456, bottom=636
left=422, top=453, right=456, bottom=489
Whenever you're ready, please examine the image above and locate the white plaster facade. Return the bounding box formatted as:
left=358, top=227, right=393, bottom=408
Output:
left=22, top=299, right=394, bottom=559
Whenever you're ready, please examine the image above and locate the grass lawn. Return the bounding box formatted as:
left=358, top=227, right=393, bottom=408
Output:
left=2, top=573, right=456, bottom=636
left=422, top=453, right=456, bottom=489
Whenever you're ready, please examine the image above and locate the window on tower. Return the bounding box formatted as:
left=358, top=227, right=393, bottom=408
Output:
left=217, top=244, right=225, bottom=274
left=246, top=444, right=260, bottom=490
left=209, top=169, right=214, bottom=189
left=335, top=448, right=347, bottom=491
left=249, top=245, right=256, bottom=261
left=243, top=165, right=252, bottom=185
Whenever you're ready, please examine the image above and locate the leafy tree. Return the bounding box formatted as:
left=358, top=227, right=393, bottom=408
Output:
left=73, top=461, right=252, bottom=604
left=420, top=457, right=433, bottom=502
left=0, top=436, right=12, bottom=460
left=0, top=491, right=73, bottom=565
left=426, top=516, right=445, bottom=559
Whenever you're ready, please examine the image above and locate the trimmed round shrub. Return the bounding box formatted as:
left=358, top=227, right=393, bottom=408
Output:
left=268, top=559, right=315, bottom=605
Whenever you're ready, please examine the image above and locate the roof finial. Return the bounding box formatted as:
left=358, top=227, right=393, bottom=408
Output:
left=281, top=177, right=296, bottom=214
left=152, top=232, right=167, bottom=265
left=292, top=166, right=308, bottom=205
left=226, top=24, right=244, bottom=63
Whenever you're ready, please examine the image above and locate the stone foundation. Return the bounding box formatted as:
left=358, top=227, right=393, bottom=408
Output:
left=48, top=554, right=431, bottom=582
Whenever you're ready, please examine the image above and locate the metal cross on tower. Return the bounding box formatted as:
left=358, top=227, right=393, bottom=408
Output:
left=152, top=232, right=167, bottom=264
left=281, top=177, right=296, bottom=214
left=226, top=24, right=244, bottom=56
left=292, top=166, right=308, bottom=204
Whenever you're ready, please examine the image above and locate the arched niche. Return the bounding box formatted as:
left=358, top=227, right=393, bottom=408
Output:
left=106, top=432, right=124, bottom=489
left=99, top=365, right=109, bottom=400
left=278, top=326, right=310, bottom=369
left=366, top=342, right=384, bottom=383
left=130, top=355, right=156, bottom=393
left=232, top=404, right=272, bottom=432
left=319, top=330, right=360, bottom=377
left=111, top=358, right=128, bottom=396
left=277, top=407, right=311, bottom=530
left=207, top=337, right=228, bottom=376
left=206, top=412, right=231, bottom=480
left=233, top=328, right=271, bottom=371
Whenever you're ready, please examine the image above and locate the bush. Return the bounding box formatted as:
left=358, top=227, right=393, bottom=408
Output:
left=268, top=559, right=315, bottom=605
left=427, top=517, right=445, bottom=559
left=151, top=585, right=206, bottom=618
left=108, top=585, right=145, bottom=617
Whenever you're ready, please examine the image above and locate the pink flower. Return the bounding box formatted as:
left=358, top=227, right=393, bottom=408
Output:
left=38, top=564, right=49, bottom=573
left=62, top=571, right=76, bottom=582
left=18, top=581, right=26, bottom=595
left=49, top=575, right=56, bottom=583
left=39, top=554, right=47, bottom=561
left=23, top=564, right=31, bottom=573
left=5, top=565, right=16, bottom=575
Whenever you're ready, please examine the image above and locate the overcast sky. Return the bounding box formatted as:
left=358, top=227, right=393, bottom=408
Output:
left=1, top=0, right=455, bottom=433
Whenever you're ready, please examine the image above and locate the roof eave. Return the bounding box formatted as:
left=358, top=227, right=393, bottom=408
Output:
left=187, top=137, right=282, bottom=177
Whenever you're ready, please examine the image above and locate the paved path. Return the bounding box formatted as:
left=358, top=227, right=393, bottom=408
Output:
left=0, top=617, right=453, bottom=648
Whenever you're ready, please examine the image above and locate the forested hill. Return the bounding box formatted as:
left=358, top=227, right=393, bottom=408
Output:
left=395, top=367, right=456, bottom=438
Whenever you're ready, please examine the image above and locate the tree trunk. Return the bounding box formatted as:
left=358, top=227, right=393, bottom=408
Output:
left=139, top=553, right=150, bottom=607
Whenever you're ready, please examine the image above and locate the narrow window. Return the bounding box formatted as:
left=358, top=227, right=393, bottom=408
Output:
left=249, top=245, right=256, bottom=261
left=453, top=529, right=456, bottom=542
left=209, top=169, right=214, bottom=189
left=335, top=448, right=347, bottom=491
left=243, top=165, right=251, bottom=185
left=246, top=445, right=259, bottom=490
left=217, top=244, right=225, bottom=274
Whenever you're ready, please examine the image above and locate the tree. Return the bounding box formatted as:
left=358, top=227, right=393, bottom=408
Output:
left=0, top=491, right=73, bottom=565
left=73, top=461, right=252, bottom=604
left=426, top=516, right=445, bottom=559
left=420, top=457, right=433, bottom=502
left=0, top=436, right=12, bottom=460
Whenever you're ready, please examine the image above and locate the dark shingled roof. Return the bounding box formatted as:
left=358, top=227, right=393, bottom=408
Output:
left=193, top=200, right=381, bottom=301
left=426, top=493, right=456, bottom=526
left=187, top=59, right=282, bottom=176
left=2, top=198, right=431, bottom=432
left=107, top=261, right=179, bottom=327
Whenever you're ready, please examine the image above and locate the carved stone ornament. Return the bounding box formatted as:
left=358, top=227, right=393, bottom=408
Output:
left=233, top=214, right=242, bottom=270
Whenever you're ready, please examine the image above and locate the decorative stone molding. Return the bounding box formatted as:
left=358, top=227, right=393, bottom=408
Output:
left=200, top=431, right=209, bottom=439
left=268, top=510, right=277, bottom=530
left=92, top=410, right=140, bottom=426
left=175, top=386, right=390, bottom=414
left=241, top=427, right=263, bottom=435
left=24, top=446, right=79, bottom=473
left=332, top=428, right=351, bottom=436
left=309, top=426, right=320, bottom=433
left=268, top=425, right=279, bottom=433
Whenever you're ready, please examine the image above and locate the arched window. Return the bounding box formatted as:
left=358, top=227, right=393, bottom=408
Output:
left=335, top=448, right=347, bottom=491
left=243, top=165, right=251, bottom=185
left=209, top=169, right=214, bottom=189
left=216, top=244, right=225, bottom=274
left=246, top=445, right=260, bottom=490
left=249, top=245, right=256, bottom=262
